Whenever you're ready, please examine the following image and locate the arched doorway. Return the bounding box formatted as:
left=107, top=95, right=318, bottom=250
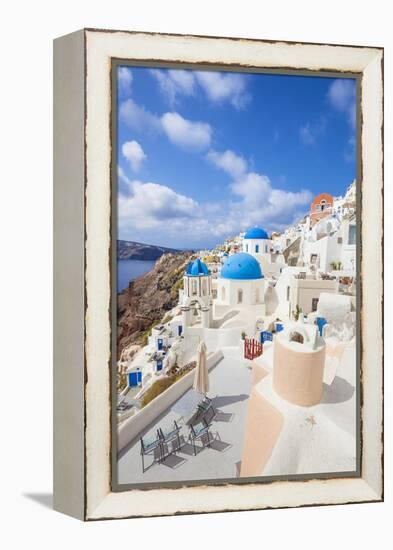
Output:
left=289, top=331, right=304, bottom=344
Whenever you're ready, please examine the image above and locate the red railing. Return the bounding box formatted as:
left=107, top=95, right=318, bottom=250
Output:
left=244, top=338, right=263, bottom=360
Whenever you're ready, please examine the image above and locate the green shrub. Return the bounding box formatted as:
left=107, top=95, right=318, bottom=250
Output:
left=170, top=277, right=184, bottom=299
left=162, top=313, right=174, bottom=325
left=138, top=319, right=161, bottom=346
left=117, top=371, right=127, bottom=393
left=140, top=370, right=189, bottom=408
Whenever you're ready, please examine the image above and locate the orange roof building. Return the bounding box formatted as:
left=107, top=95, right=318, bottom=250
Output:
left=310, top=193, right=334, bottom=226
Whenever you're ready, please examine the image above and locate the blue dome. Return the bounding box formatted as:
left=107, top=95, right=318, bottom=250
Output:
left=185, top=258, right=209, bottom=277
left=220, top=253, right=263, bottom=280
left=244, top=227, right=269, bottom=240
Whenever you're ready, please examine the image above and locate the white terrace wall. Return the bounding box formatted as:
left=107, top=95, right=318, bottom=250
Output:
left=187, top=323, right=256, bottom=351
left=117, top=349, right=224, bottom=453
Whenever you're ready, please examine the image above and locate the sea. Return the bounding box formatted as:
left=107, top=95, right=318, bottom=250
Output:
left=117, top=259, right=156, bottom=292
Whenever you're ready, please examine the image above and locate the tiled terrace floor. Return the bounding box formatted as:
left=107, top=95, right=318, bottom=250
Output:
left=117, top=351, right=252, bottom=485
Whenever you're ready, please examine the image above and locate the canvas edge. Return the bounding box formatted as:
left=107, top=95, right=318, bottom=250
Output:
left=53, top=29, right=86, bottom=520
left=81, top=29, right=383, bottom=520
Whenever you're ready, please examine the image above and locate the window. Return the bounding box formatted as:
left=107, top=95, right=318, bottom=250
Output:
left=246, top=244, right=248, bottom=252
left=310, top=253, right=318, bottom=265
left=237, top=289, right=243, bottom=304
left=348, top=225, right=356, bottom=245
left=337, top=236, right=343, bottom=244
left=265, top=245, right=268, bottom=253
left=192, top=280, right=197, bottom=295
left=254, top=288, right=260, bottom=303
left=255, top=244, right=259, bottom=253
left=286, top=286, right=290, bottom=301
left=312, top=297, right=319, bottom=312
left=221, top=286, right=226, bottom=301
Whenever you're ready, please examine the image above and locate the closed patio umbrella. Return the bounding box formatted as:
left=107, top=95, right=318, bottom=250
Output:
left=193, top=340, right=209, bottom=395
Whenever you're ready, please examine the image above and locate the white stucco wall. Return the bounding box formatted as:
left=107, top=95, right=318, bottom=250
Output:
left=182, top=273, right=212, bottom=309
left=303, top=234, right=342, bottom=272
left=341, top=245, right=356, bottom=271
left=257, top=253, right=286, bottom=278
left=215, top=277, right=265, bottom=308
left=243, top=238, right=271, bottom=255
left=272, top=267, right=301, bottom=318
left=340, top=219, right=356, bottom=271
left=290, top=278, right=339, bottom=315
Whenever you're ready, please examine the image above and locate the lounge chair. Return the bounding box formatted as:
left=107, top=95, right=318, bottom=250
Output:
left=184, top=408, right=201, bottom=427
left=158, top=420, right=182, bottom=457
left=188, top=419, right=212, bottom=455
left=140, top=431, right=162, bottom=473
left=197, top=398, right=216, bottom=426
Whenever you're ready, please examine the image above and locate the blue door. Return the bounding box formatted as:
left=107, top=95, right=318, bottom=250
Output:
left=157, top=338, right=163, bottom=351
left=128, top=370, right=143, bottom=387
left=156, top=360, right=163, bottom=372
left=128, top=371, right=138, bottom=387
left=178, top=325, right=183, bottom=336
left=276, top=323, right=284, bottom=333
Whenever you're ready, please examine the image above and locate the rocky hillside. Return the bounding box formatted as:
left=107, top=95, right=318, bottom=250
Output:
left=117, top=239, right=180, bottom=260
left=117, top=251, right=194, bottom=358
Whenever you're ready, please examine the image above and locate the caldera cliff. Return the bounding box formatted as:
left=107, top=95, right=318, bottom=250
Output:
left=117, top=251, right=194, bottom=359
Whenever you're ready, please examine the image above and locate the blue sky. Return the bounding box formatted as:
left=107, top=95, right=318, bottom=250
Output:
left=117, top=66, right=356, bottom=249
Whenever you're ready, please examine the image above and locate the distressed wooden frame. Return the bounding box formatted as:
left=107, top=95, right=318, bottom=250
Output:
left=53, top=28, right=383, bottom=521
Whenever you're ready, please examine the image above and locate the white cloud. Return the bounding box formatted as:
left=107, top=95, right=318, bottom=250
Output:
left=119, top=98, right=162, bottom=134
left=161, top=112, right=212, bottom=151
left=118, top=168, right=312, bottom=246
left=206, top=149, right=247, bottom=178
left=230, top=172, right=271, bottom=206
left=328, top=79, right=356, bottom=129
left=119, top=97, right=212, bottom=152
left=150, top=69, right=196, bottom=106
left=149, top=68, right=251, bottom=109
left=344, top=135, right=356, bottom=162
left=121, top=140, right=147, bottom=172
left=299, top=123, right=316, bottom=145
left=204, top=148, right=313, bottom=235
left=195, top=71, right=250, bottom=109
left=117, top=165, right=134, bottom=197
left=299, top=118, right=326, bottom=146
left=209, top=174, right=311, bottom=242
left=229, top=172, right=312, bottom=227
left=118, top=180, right=198, bottom=230
left=118, top=67, right=133, bottom=98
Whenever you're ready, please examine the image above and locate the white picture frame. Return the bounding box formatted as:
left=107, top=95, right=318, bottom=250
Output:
left=53, top=28, right=383, bottom=520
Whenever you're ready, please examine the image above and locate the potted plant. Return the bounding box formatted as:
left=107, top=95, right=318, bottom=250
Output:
left=292, top=304, right=302, bottom=321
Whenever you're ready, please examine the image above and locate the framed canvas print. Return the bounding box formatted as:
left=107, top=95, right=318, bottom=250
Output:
left=53, top=29, right=384, bottom=520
